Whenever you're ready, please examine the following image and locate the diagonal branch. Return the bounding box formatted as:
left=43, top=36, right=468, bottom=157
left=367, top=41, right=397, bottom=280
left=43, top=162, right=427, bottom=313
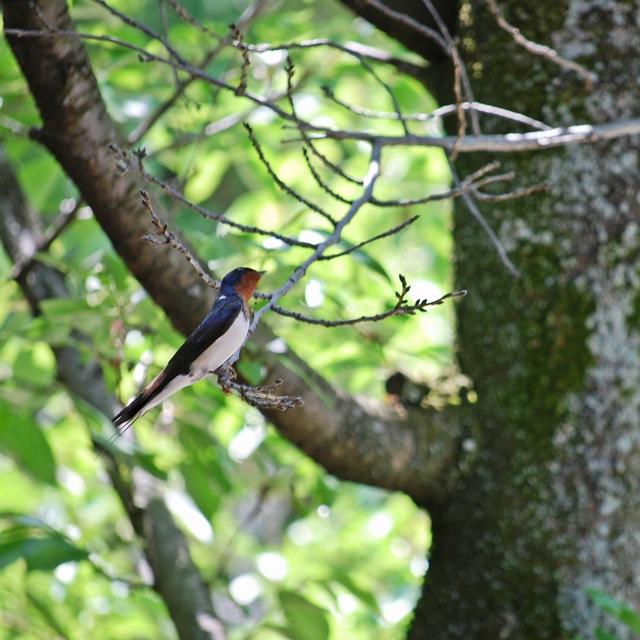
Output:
left=10, top=196, right=81, bottom=279
left=485, top=0, right=596, bottom=89
left=2, top=0, right=464, bottom=506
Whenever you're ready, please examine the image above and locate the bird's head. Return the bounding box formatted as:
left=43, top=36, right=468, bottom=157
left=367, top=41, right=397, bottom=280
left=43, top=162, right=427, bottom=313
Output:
left=220, top=267, right=265, bottom=301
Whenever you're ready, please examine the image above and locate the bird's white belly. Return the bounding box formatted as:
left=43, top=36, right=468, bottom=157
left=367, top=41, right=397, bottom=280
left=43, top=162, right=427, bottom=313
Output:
left=190, top=311, right=249, bottom=378
left=136, top=311, right=249, bottom=417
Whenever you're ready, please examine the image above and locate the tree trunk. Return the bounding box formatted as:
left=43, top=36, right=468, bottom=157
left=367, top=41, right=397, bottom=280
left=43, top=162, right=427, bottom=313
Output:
left=408, top=1, right=640, bottom=638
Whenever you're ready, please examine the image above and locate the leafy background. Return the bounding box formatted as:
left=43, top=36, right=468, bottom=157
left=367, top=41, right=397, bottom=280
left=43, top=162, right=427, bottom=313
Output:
left=0, top=0, right=459, bottom=638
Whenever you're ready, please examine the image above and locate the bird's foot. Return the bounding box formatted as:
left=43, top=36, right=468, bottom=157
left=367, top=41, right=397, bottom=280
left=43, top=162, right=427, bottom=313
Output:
left=215, top=364, right=236, bottom=394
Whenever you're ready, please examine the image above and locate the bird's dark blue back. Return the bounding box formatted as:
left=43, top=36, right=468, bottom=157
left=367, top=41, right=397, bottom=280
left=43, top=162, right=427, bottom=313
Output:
left=163, top=293, right=244, bottom=378
left=112, top=293, right=243, bottom=428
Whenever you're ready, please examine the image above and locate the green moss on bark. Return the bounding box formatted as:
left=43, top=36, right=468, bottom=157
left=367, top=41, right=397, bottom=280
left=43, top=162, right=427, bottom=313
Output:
left=409, top=0, right=640, bottom=638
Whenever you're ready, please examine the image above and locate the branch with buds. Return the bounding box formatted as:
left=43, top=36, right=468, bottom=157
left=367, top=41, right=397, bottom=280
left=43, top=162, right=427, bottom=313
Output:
left=216, top=368, right=304, bottom=411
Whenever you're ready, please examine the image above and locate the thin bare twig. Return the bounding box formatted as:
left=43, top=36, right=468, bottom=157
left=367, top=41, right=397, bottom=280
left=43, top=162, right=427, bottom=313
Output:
left=231, top=23, right=250, bottom=96
left=450, top=54, right=467, bottom=159
left=129, top=0, right=268, bottom=143
left=485, top=0, right=596, bottom=89
left=93, top=0, right=187, bottom=65
left=303, top=152, right=521, bottom=208
left=158, top=0, right=180, bottom=89
left=304, top=138, right=363, bottom=185
left=244, top=38, right=428, bottom=77
left=282, top=61, right=363, bottom=187
left=244, top=123, right=337, bottom=226
left=139, top=192, right=279, bottom=302
left=475, top=181, right=547, bottom=202
left=359, top=0, right=448, bottom=54
left=109, top=145, right=316, bottom=249
left=7, top=29, right=638, bottom=154
left=360, top=56, right=411, bottom=136
left=271, top=275, right=467, bottom=327
left=140, top=190, right=272, bottom=300
left=319, top=215, right=420, bottom=260
left=301, top=146, right=352, bottom=205
left=282, top=57, right=369, bottom=210
left=321, top=90, right=552, bottom=131
left=142, top=169, right=317, bottom=248
left=251, top=143, right=382, bottom=333
left=163, top=0, right=223, bottom=41
left=140, top=189, right=218, bottom=289
left=286, top=118, right=640, bottom=152
left=10, top=198, right=82, bottom=279
left=429, top=102, right=551, bottom=131
left=420, top=0, right=480, bottom=148
left=449, top=161, right=520, bottom=276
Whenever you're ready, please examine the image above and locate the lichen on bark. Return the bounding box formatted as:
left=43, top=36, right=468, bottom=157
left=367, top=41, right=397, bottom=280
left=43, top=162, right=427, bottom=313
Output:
left=408, top=0, right=640, bottom=638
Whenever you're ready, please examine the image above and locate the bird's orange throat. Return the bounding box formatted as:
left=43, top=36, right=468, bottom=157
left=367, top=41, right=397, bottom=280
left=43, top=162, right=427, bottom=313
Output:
left=235, top=271, right=262, bottom=302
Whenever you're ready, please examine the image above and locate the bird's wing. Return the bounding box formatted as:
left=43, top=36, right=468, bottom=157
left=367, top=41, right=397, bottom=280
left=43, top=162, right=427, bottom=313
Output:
left=112, top=295, right=242, bottom=427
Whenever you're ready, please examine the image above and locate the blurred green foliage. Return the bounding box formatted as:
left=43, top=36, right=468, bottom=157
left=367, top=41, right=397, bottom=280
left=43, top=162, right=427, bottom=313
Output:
left=0, top=0, right=456, bottom=637
left=585, top=590, right=640, bottom=640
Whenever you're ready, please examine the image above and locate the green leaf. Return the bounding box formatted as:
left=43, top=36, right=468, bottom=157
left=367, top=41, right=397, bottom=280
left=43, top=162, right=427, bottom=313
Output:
left=350, top=246, right=392, bottom=284
left=184, top=152, right=229, bottom=203
left=0, top=536, right=85, bottom=572
left=178, top=424, right=231, bottom=518
left=333, top=572, right=380, bottom=613
left=40, top=298, right=94, bottom=318
left=22, top=315, right=72, bottom=343
left=0, top=401, right=56, bottom=485
left=23, top=536, right=87, bottom=571
left=0, top=517, right=87, bottom=573
left=12, top=343, right=55, bottom=387
left=237, top=359, right=264, bottom=385
left=588, top=589, right=640, bottom=633
left=180, top=461, right=221, bottom=519
left=278, top=590, right=330, bottom=640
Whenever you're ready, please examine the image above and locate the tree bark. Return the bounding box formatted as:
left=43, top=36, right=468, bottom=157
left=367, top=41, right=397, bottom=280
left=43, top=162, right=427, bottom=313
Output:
left=400, top=1, right=640, bottom=638
left=6, top=0, right=638, bottom=636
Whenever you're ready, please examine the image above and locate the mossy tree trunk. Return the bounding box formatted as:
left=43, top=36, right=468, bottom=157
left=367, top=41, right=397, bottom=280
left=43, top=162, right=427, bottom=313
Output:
left=407, top=1, right=640, bottom=638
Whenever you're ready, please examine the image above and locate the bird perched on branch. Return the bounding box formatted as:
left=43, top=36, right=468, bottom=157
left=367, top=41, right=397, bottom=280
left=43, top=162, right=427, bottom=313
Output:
left=112, top=267, right=264, bottom=433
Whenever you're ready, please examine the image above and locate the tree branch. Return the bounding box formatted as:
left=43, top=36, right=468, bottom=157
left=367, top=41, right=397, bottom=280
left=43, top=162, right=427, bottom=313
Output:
left=484, top=0, right=596, bottom=89
left=9, top=196, right=81, bottom=280
left=0, top=146, right=226, bottom=640
left=288, top=118, right=640, bottom=152
left=6, top=26, right=640, bottom=154
left=2, top=0, right=463, bottom=505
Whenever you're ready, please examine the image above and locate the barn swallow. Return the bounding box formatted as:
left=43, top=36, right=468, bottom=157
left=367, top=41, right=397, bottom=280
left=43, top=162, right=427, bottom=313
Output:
left=112, top=267, right=264, bottom=433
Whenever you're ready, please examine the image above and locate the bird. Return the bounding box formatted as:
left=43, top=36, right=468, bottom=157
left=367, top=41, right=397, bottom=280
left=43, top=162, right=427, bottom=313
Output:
left=111, top=267, right=264, bottom=434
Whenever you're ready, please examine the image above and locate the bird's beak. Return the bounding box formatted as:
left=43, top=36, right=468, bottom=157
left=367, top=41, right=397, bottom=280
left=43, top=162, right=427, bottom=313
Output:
left=258, top=270, right=266, bottom=277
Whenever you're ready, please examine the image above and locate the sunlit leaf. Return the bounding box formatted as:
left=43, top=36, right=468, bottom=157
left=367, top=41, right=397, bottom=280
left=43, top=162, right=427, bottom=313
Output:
left=0, top=516, right=87, bottom=573
left=278, top=590, right=330, bottom=640
left=0, top=535, right=87, bottom=573
left=0, top=401, right=56, bottom=485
